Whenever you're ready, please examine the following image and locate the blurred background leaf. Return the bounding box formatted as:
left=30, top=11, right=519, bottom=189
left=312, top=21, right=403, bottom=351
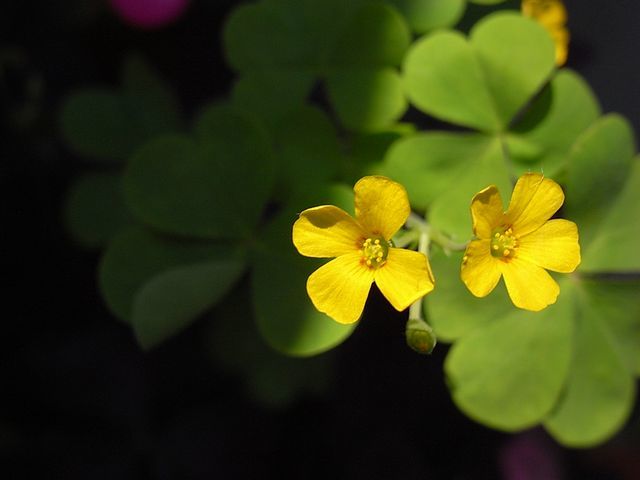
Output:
left=63, top=171, right=134, bottom=249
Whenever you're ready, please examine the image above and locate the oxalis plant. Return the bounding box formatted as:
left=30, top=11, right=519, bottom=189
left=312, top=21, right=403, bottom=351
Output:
left=62, top=0, right=640, bottom=448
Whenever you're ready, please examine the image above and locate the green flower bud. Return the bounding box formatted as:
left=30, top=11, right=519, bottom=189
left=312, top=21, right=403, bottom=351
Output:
left=405, top=317, right=437, bottom=354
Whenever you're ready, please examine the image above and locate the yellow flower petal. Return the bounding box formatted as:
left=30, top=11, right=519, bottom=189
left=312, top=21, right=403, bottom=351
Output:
left=522, top=0, right=567, bottom=27
left=293, top=205, right=364, bottom=258
left=506, top=173, right=564, bottom=237
left=374, top=248, right=435, bottom=311
left=500, top=257, right=560, bottom=311
left=470, top=185, right=505, bottom=239
left=461, top=239, right=502, bottom=297
left=354, top=176, right=410, bottom=240
left=306, top=252, right=374, bottom=324
left=517, top=219, right=580, bottom=272
left=550, top=26, right=569, bottom=66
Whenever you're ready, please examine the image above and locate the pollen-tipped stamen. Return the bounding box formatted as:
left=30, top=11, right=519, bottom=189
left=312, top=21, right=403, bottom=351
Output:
left=362, top=236, right=390, bottom=269
left=490, top=226, right=518, bottom=259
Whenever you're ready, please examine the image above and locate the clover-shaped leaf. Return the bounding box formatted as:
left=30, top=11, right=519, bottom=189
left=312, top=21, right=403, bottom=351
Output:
left=564, top=115, right=637, bottom=268
left=60, top=54, right=182, bottom=162
left=543, top=280, right=638, bottom=447
left=507, top=69, right=601, bottom=176
left=124, top=105, right=274, bottom=239
left=445, top=288, right=573, bottom=430
left=224, top=0, right=410, bottom=131
left=99, top=227, right=241, bottom=321
left=385, top=131, right=511, bottom=239
left=99, top=227, right=245, bottom=349
left=403, top=12, right=555, bottom=132
left=132, top=260, right=245, bottom=350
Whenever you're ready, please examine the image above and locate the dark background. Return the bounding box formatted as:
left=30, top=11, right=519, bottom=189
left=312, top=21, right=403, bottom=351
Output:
left=2, top=0, right=639, bottom=478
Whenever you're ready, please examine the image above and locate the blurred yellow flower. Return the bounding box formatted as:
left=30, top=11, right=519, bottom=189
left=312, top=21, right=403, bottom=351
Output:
left=522, top=0, right=569, bottom=66
left=461, top=173, right=580, bottom=311
left=292, top=176, right=435, bottom=324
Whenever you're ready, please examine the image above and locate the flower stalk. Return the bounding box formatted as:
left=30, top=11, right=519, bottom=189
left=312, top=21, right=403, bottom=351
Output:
left=406, top=225, right=437, bottom=354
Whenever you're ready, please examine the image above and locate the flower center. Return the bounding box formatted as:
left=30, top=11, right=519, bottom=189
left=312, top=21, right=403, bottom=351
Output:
left=490, top=226, right=518, bottom=259
left=361, top=236, right=390, bottom=269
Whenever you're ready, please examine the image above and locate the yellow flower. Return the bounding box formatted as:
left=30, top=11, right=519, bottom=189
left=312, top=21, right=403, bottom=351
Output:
left=461, top=173, right=580, bottom=311
left=292, top=176, right=435, bottom=324
left=522, top=0, right=570, bottom=66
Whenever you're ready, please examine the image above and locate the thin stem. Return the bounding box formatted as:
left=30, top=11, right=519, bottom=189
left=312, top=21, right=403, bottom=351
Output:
left=408, top=228, right=430, bottom=321
left=392, top=229, right=419, bottom=249
left=405, top=212, right=468, bottom=253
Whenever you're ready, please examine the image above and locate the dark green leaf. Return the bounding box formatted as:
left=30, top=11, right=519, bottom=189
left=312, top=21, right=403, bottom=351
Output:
left=64, top=172, right=134, bottom=248
left=209, top=289, right=334, bottom=407
left=60, top=57, right=181, bottom=162
left=60, top=89, right=143, bottom=162
left=124, top=106, right=274, bottom=239
left=231, top=70, right=315, bottom=128
left=275, top=105, right=342, bottom=195
left=252, top=208, right=357, bottom=356
left=132, top=259, right=245, bottom=349
left=325, top=1, right=411, bottom=68
left=326, top=68, right=407, bottom=131
left=99, top=227, right=229, bottom=322
left=121, top=53, right=183, bottom=136
left=388, top=0, right=466, bottom=33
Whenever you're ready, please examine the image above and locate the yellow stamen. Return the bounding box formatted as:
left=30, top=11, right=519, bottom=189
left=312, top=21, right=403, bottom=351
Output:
left=362, top=236, right=390, bottom=269
left=490, top=226, right=518, bottom=260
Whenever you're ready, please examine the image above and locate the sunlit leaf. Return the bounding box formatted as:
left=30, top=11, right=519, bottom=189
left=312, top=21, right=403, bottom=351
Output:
left=427, top=249, right=512, bottom=342
left=577, top=279, right=640, bottom=375
left=403, top=13, right=555, bottom=132
left=507, top=69, right=601, bottom=176
left=403, top=30, right=500, bottom=131
left=445, top=290, right=573, bottom=430
left=385, top=131, right=511, bottom=240
left=544, top=280, right=637, bottom=447
left=578, top=160, right=640, bottom=273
